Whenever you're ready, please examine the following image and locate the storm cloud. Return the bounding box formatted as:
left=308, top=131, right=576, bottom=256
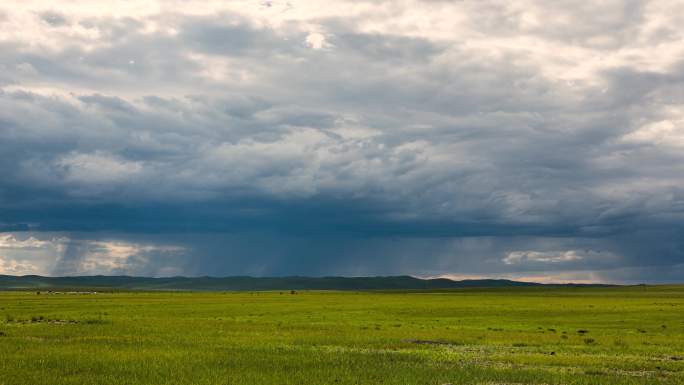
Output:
left=1, top=1, right=683, bottom=283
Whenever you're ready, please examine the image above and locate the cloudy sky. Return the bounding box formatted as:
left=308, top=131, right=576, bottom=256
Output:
left=1, top=1, right=683, bottom=283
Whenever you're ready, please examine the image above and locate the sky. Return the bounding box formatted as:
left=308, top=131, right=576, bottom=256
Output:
left=1, top=1, right=683, bottom=283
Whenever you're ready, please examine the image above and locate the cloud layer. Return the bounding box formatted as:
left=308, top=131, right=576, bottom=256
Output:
left=1, top=1, right=683, bottom=282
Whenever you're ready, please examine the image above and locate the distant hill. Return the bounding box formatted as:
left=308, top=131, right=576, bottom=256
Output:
left=0, top=274, right=598, bottom=291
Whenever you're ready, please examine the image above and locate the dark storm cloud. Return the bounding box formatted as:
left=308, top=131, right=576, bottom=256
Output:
left=1, top=1, right=683, bottom=281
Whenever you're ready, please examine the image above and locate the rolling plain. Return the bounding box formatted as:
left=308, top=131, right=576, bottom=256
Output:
left=1, top=286, right=683, bottom=385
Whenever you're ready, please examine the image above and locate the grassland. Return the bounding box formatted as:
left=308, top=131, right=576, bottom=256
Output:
left=1, top=286, right=683, bottom=385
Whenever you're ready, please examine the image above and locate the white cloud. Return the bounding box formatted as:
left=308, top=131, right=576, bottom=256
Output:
left=305, top=32, right=329, bottom=50
left=622, top=117, right=684, bottom=147
left=0, top=234, right=54, bottom=249
left=0, top=233, right=187, bottom=277
left=502, top=249, right=622, bottom=266
left=503, top=250, right=585, bottom=265
left=0, top=257, right=39, bottom=275
left=0, top=234, right=68, bottom=275
left=72, top=241, right=185, bottom=275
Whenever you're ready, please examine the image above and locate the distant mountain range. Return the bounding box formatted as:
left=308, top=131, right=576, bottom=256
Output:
left=0, top=275, right=560, bottom=291
left=0, top=275, right=552, bottom=291
left=0, top=275, right=540, bottom=291
left=0, top=275, right=614, bottom=291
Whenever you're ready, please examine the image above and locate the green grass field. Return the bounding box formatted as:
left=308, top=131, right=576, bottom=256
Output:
left=1, top=286, right=683, bottom=385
